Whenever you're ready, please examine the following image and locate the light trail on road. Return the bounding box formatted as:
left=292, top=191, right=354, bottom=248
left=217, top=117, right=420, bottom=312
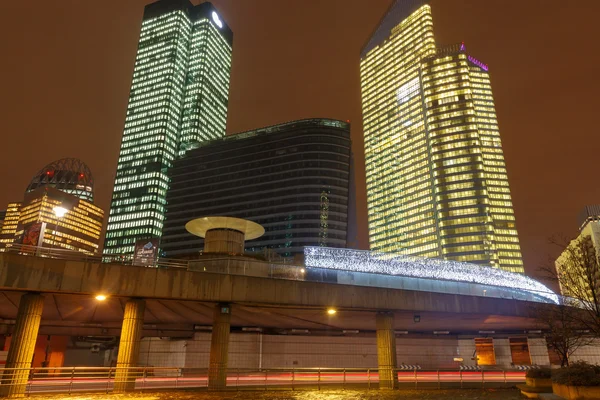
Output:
left=22, top=370, right=526, bottom=394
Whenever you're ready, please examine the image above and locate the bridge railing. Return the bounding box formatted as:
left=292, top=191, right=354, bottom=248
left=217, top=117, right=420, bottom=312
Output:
left=0, top=366, right=526, bottom=394
left=3, top=244, right=189, bottom=269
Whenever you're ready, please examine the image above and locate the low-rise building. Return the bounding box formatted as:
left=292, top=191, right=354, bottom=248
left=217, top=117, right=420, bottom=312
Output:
left=555, top=205, right=600, bottom=299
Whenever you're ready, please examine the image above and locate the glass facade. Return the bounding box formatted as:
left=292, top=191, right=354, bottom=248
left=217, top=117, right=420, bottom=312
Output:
left=161, top=119, right=351, bottom=260
left=360, top=1, right=523, bottom=272
left=0, top=188, right=104, bottom=255
left=103, top=0, right=233, bottom=259
left=15, top=188, right=104, bottom=255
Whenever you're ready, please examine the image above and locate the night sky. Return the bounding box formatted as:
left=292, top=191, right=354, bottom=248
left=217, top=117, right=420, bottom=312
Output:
left=1, top=0, right=599, bottom=277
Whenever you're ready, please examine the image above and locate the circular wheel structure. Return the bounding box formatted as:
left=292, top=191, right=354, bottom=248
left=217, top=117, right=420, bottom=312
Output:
left=26, top=158, right=94, bottom=202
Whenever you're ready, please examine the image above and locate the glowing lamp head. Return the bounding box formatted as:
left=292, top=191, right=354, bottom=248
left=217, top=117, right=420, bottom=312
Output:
left=95, top=294, right=107, bottom=301
left=53, top=206, right=68, bottom=218
left=212, top=11, right=223, bottom=28
left=327, top=308, right=337, bottom=315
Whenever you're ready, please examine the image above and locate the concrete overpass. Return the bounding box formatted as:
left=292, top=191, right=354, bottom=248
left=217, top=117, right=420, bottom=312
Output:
left=0, top=251, right=544, bottom=335
left=0, top=252, right=546, bottom=396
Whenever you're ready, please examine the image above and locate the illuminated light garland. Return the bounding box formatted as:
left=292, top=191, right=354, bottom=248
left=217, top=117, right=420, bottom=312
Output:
left=303, top=247, right=558, bottom=304
left=468, top=55, right=488, bottom=71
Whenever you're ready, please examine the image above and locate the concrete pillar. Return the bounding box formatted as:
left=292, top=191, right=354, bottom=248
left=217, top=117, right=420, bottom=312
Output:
left=376, top=311, right=397, bottom=390
left=208, top=303, right=231, bottom=390
left=1, top=293, right=44, bottom=398
left=114, top=299, right=145, bottom=393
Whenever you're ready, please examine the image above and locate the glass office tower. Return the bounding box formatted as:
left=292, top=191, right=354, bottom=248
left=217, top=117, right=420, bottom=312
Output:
left=104, top=0, right=232, bottom=258
left=360, top=0, right=523, bottom=273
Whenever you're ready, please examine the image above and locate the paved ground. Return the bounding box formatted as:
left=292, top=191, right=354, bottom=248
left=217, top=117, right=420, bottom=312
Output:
left=35, top=388, right=523, bottom=400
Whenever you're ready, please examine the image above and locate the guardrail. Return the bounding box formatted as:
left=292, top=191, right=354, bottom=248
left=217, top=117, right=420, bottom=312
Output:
left=3, top=244, right=189, bottom=269
left=2, top=243, right=564, bottom=305
left=0, top=366, right=526, bottom=394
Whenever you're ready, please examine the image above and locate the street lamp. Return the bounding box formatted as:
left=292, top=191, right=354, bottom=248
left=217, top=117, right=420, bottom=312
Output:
left=53, top=206, right=68, bottom=218
left=51, top=206, right=68, bottom=251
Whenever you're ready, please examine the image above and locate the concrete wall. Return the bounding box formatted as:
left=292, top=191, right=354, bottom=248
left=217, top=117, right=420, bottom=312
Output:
left=132, top=334, right=600, bottom=370
left=139, top=337, right=187, bottom=368
left=397, top=337, right=460, bottom=369
left=494, top=339, right=512, bottom=367
left=183, top=333, right=211, bottom=369
left=63, top=349, right=106, bottom=367
left=55, top=333, right=600, bottom=370
left=263, top=335, right=377, bottom=369
left=458, top=339, right=477, bottom=366
left=529, top=338, right=551, bottom=365
left=571, top=339, right=600, bottom=365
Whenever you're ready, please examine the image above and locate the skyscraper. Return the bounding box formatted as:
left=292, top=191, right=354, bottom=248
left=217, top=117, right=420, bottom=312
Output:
left=0, top=203, right=21, bottom=252
left=0, top=158, right=104, bottom=254
left=360, top=0, right=523, bottom=273
left=103, top=0, right=233, bottom=258
left=16, top=187, right=104, bottom=255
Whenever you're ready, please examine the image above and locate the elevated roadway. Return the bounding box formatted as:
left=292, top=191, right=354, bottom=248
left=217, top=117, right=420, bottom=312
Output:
left=0, top=251, right=550, bottom=395
left=0, top=252, right=541, bottom=337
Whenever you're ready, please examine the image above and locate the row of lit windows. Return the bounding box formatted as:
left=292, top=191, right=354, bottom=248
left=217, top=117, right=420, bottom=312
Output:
left=439, top=216, right=490, bottom=228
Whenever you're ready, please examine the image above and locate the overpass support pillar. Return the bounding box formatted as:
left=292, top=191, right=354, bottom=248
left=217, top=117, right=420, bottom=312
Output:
left=1, top=293, right=44, bottom=398
left=114, top=299, right=145, bottom=393
left=376, top=311, right=397, bottom=390
left=208, top=303, right=231, bottom=390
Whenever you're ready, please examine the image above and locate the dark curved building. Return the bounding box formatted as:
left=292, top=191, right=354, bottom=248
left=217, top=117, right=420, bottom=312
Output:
left=26, top=158, right=94, bottom=202
left=161, top=118, right=351, bottom=259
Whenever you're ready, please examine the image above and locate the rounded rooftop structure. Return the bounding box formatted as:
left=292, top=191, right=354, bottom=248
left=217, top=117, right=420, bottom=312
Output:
left=26, top=158, right=94, bottom=202
left=186, top=216, right=264, bottom=254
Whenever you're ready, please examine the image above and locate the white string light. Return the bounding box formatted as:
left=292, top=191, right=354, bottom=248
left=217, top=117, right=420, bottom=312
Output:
left=304, top=247, right=558, bottom=304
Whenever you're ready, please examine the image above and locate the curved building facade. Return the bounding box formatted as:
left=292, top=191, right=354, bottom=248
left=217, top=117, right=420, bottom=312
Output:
left=161, top=119, right=351, bottom=259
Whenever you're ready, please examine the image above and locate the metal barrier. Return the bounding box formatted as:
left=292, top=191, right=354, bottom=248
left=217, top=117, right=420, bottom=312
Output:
left=3, top=244, right=189, bottom=269
left=0, top=366, right=526, bottom=395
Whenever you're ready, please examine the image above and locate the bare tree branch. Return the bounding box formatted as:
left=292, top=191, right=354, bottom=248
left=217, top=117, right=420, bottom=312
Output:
left=551, top=235, right=600, bottom=337
left=533, top=303, right=594, bottom=366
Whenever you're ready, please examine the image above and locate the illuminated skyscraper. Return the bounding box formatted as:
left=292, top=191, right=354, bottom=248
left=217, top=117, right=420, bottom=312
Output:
left=0, top=158, right=104, bottom=254
left=360, top=0, right=523, bottom=272
left=15, top=187, right=104, bottom=255
left=103, top=0, right=233, bottom=258
left=0, top=203, right=21, bottom=251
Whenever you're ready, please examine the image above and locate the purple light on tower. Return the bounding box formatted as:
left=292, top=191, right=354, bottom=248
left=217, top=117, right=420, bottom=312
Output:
left=468, top=55, right=489, bottom=71
left=460, top=42, right=466, bottom=51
